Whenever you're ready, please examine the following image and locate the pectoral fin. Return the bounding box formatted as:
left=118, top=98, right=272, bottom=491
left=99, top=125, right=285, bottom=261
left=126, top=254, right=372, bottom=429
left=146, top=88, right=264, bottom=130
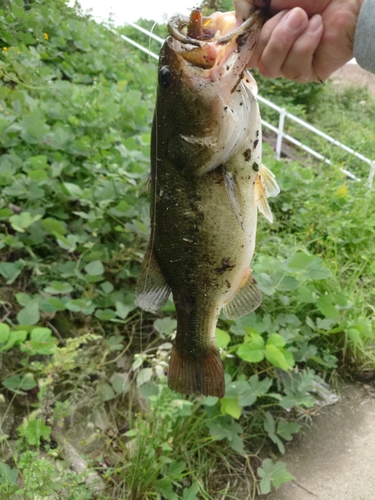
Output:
left=260, top=164, right=280, bottom=198
left=135, top=242, right=171, bottom=313
left=222, top=166, right=244, bottom=230
left=223, top=269, right=262, bottom=319
left=254, top=164, right=280, bottom=223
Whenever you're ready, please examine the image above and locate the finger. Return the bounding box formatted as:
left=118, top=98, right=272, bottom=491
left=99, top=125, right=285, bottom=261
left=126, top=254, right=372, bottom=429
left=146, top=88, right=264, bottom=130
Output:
left=268, top=0, right=324, bottom=16
left=234, top=0, right=258, bottom=24
left=280, top=14, right=324, bottom=82
left=234, top=0, right=271, bottom=25
left=256, top=8, right=310, bottom=78
left=248, top=10, right=288, bottom=68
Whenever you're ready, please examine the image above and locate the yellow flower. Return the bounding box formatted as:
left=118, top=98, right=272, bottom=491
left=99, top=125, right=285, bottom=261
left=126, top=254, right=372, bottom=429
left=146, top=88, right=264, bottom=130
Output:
left=44, top=33, right=49, bottom=40
left=2, top=47, right=7, bottom=51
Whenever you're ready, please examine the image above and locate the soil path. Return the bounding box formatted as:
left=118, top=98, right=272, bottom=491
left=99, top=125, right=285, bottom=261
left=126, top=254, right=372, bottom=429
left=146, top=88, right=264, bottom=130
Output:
left=265, top=384, right=375, bottom=500
left=329, top=64, right=375, bottom=96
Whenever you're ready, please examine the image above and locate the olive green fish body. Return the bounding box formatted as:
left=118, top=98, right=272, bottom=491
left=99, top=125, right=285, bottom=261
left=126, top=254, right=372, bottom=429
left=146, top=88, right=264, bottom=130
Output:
left=136, top=9, right=279, bottom=397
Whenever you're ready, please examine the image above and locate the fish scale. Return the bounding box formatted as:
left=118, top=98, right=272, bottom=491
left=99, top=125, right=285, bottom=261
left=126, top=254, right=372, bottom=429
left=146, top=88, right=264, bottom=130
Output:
left=136, top=7, right=279, bottom=398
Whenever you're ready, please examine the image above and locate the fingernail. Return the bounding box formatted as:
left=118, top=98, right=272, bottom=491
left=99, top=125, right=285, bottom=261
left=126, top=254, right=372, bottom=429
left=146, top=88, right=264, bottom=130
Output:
left=284, top=9, right=305, bottom=31
left=306, top=14, right=323, bottom=33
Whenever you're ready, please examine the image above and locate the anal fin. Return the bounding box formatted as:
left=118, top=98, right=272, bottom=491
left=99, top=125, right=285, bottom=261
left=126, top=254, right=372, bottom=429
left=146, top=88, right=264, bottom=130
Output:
left=223, top=269, right=262, bottom=319
left=135, top=242, right=171, bottom=313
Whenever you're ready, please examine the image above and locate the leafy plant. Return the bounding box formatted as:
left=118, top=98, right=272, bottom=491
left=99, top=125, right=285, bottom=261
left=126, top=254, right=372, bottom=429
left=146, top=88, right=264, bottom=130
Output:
left=0, top=0, right=374, bottom=498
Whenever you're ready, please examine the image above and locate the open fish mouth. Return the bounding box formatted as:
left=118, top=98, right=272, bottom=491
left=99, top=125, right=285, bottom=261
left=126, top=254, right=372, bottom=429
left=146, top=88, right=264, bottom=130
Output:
left=156, top=8, right=266, bottom=177
left=166, top=8, right=266, bottom=71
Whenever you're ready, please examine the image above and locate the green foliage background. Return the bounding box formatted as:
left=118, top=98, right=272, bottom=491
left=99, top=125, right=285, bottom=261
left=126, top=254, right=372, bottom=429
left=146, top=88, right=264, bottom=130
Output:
left=0, top=0, right=374, bottom=498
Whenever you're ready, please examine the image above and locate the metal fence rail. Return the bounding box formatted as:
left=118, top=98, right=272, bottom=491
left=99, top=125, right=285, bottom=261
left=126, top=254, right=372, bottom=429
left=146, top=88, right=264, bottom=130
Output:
left=121, top=22, right=375, bottom=186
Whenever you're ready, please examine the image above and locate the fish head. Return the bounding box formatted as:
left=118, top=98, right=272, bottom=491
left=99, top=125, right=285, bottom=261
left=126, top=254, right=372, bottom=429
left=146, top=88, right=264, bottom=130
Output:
left=154, top=8, right=266, bottom=176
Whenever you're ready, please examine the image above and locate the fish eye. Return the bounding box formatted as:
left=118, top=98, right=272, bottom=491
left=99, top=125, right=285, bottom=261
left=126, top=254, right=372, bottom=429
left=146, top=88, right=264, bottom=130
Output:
left=158, top=66, right=174, bottom=90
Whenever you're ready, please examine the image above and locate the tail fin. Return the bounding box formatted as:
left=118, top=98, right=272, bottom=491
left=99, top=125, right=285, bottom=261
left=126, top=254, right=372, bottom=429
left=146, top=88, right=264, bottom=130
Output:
left=168, top=346, right=225, bottom=398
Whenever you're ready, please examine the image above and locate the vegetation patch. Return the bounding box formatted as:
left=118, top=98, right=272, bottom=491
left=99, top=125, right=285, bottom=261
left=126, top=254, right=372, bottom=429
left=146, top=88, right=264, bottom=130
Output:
left=0, top=1, right=374, bottom=498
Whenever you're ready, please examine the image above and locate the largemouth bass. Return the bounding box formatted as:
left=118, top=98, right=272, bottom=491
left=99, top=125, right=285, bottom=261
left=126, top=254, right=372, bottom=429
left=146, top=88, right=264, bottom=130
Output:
left=136, top=6, right=279, bottom=398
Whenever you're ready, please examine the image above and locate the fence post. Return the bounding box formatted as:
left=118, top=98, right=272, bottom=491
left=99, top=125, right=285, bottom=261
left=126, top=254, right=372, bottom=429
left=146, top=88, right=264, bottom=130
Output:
left=368, top=161, right=375, bottom=188
left=276, top=108, right=286, bottom=160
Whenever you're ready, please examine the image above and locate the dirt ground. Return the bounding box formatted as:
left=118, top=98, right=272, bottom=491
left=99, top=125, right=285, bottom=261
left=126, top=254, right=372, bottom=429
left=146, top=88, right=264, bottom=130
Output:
left=264, top=383, right=375, bottom=500
left=329, top=63, right=375, bottom=96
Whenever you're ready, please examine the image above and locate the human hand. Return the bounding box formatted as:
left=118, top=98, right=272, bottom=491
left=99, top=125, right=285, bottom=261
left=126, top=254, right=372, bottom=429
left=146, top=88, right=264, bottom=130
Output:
left=236, top=0, right=364, bottom=82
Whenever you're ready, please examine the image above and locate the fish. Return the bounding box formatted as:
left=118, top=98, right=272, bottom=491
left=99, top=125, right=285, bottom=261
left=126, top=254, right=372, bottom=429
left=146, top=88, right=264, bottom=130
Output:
left=135, top=5, right=279, bottom=398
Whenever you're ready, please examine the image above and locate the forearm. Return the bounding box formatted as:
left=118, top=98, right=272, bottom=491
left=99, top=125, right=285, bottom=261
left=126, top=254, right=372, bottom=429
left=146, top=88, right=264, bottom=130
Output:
left=354, top=0, right=375, bottom=73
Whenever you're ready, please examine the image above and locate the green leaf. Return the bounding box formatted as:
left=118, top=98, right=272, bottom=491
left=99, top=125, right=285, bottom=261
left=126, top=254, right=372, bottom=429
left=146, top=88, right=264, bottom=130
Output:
left=258, top=459, right=294, bottom=494
left=40, top=297, right=67, bottom=313
left=215, top=328, right=231, bottom=349
left=95, top=309, right=117, bottom=321
left=153, top=317, right=177, bottom=336
left=0, top=330, right=27, bottom=351
left=65, top=299, right=95, bottom=315
left=263, top=411, right=276, bottom=434
left=277, top=275, right=299, bottom=291
left=265, top=344, right=294, bottom=370
left=3, top=373, right=37, bottom=392
left=110, top=373, right=130, bottom=394
left=237, top=333, right=265, bottom=363
left=115, top=301, right=131, bottom=319
left=9, top=212, right=42, bottom=232
left=55, top=233, right=79, bottom=252
left=238, top=374, right=273, bottom=406
left=18, top=418, right=51, bottom=446
left=44, top=281, right=73, bottom=294
left=264, top=412, right=285, bottom=454
left=29, top=155, right=48, bottom=170
left=30, top=327, right=53, bottom=342
left=17, top=302, right=40, bottom=326
left=99, top=382, right=116, bottom=402
left=0, top=463, right=19, bottom=485
left=101, top=281, right=114, bottom=295
left=84, top=260, right=104, bottom=276
left=154, top=479, right=178, bottom=500
left=0, top=208, right=12, bottom=219
left=62, top=182, right=83, bottom=198
left=169, top=460, right=187, bottom=478
left=0, top=324, right=10, bottom=343
left=28, top=169, right=48, bottom=181
left=277, top=419, right=301, bottom=441
left=288, top=252, right=331, bottom=280
left=280, top=388, right=315, bottom=410
left=267, top=333, right=286, bottom=348
left=42, top=217, right=67, bottom=236
left=20, top=110, right=50, bottom=143
left=183, top=482, right=200, bottom=500
left=317, top=296, right=340, bottom=319
left=209, top=418, right=245, bottom=453
left=137, top=368, right=153, bottom=386
left=0, top=262, right=23, bottom=284
left=15, top=292, right=32, bottom=306
left=220, top=398, right=242, bottom=419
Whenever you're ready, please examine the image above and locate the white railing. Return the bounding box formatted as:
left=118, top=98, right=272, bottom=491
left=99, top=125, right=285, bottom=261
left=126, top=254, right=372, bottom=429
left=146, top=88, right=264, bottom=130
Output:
left=120, top=22, right=375, bottom=186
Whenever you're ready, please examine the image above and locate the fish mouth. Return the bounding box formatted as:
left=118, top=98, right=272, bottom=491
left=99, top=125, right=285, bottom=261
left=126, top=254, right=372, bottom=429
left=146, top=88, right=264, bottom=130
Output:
left=167, top=9, right=266, bottom=72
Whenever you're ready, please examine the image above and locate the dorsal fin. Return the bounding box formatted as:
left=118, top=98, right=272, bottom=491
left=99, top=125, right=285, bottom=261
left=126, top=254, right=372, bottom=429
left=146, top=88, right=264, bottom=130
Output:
left=223, top=269, right=262, bottom=319
left=135, top=242, right=171, bottom=313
